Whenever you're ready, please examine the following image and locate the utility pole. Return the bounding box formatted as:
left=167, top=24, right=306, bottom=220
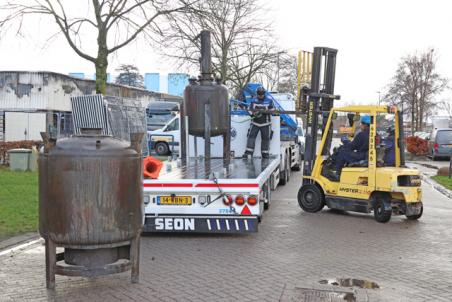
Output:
left=377, top=91, right=381, bottom=105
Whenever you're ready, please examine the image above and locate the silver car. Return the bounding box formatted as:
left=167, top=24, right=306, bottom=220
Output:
left=428, top=128, right=452, bottom=160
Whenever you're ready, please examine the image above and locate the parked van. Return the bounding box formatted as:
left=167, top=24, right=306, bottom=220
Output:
left=428, top=128, right=452, bottom=160
left=148, top=115, right=180, bottom=155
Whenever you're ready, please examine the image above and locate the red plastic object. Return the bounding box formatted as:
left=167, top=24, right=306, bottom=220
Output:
left=143, top=156, right=163, bottom=179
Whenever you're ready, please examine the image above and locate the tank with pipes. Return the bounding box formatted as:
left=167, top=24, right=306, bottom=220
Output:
left=38, top=129, right=143, bottom=289
left=181, top=30, right=231, bottom=161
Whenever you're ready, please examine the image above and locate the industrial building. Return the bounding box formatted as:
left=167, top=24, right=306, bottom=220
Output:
left=0, top=71, right=181, bottom=142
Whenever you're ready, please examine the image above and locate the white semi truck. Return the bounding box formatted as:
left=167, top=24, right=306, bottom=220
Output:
left=143, top=114, right=285, bottom=233
left=147, top=91, right=303, bottom=184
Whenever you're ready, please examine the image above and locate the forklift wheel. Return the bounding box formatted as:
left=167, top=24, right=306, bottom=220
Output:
left=298, top=184, right=325, bottom=213
left=373, top=199, right=392, bottom=223
left=406, top=205, right=423, bottom=220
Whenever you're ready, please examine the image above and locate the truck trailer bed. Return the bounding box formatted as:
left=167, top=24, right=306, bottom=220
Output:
left=143, top=156, right=280, bottom=233
left=158, top=156, right=279, bottom=181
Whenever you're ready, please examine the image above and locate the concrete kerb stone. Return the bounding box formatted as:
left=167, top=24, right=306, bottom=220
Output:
left=407, top=162, right=452, bottom=200
left=421, top=174, right=452, bottom=199
left=0, top=232, right=40, bottom=252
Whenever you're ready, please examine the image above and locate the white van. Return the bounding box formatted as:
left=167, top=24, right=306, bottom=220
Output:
left=148, top=115, right=180, bottom=155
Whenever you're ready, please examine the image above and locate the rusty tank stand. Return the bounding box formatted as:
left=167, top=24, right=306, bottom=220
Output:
left=44, top=236, right=140, bottom=289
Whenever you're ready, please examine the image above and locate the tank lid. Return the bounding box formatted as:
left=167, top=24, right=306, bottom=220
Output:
left=45, top=135, right=139, bottom=156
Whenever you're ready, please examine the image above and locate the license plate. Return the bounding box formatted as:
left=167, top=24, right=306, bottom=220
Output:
left=157, top=196, right=192, bottom=205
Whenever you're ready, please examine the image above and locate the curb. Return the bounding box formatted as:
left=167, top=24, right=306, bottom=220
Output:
left=421, top=174, right=452, bottom=199
left=418, top=163, right=440, bottom=170
left=407, top=162, right=452, bottom=199
left=0, top=232, right=40, bottom=252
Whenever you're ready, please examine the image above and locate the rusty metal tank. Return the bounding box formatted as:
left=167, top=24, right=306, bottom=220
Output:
left=38, top=130, right=143, bottom=247
left=184, top=80, right=229, bottom=137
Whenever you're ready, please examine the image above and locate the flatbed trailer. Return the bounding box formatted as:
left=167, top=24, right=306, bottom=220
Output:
left=143, top=156, right=280, bottom=233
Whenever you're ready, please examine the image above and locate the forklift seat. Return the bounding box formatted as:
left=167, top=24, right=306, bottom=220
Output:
left=347, top=160, right=368, bottom=167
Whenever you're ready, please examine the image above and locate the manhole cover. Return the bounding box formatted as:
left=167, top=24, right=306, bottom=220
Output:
left=282, top=287, right=356, bottom=302
left=319, top=278, right=380, bottom=289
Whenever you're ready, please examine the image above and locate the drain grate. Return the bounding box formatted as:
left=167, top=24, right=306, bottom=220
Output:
left=319, top=278, right=380, bottom=289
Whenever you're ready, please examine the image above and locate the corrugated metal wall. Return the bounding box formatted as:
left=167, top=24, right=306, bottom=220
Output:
left=0, top=111, right=4, bottom=141
left=0, top=71, right=174, bottom=112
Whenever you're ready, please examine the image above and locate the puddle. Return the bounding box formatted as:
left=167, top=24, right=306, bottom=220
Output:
left=319, top=278, right=380, bottom=289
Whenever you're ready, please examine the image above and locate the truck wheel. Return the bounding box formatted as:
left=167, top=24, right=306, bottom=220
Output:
left=287, top=155, right=291, bottom=181
left=298, top=184, right=325, bottom=213
left=264, top=182, right=271, bottom=210
left=373, top=198, right=392, bottom=223
left=406, top=205, right=423, bottom=220
left=279, top=156, right=289, bottom=185
left=155, top=142, right=169, bottom=156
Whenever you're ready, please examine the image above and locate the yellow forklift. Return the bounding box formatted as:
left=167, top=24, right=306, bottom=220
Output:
left=298, top=47, right=423, bottom=223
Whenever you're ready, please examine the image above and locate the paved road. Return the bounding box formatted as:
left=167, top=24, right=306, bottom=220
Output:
left=1, top=172, right=452, bottom=301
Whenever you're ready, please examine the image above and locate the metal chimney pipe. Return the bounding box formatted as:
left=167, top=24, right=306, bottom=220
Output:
left=200, top=30, right=212, bottom=81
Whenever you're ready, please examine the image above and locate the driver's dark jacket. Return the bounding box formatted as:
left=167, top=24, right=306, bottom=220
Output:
left=343, top=129, right=369, bottom=156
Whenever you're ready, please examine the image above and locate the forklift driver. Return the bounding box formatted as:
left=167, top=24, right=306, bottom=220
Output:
left=242, top=87, right=275, bottom=159
left=332, top=115, right=371, bottom=179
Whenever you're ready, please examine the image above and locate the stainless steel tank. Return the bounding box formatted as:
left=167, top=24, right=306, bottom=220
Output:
left=184, top=81, right=229, bottom=136
left=39, top=129, right=143, bottom=289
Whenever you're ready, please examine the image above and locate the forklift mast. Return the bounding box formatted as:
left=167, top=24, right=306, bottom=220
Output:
left=397, top=110, right=406, bottom=167
left=303, top=47, right=340, bottom=182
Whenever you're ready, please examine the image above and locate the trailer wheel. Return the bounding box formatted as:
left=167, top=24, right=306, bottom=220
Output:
left=292, top=155, right=302, bottom=171
left=298, top=184, right=325, bottom=213
left=292, top=160, right=301, bottom=171
left=155, top=142, right=169, bottom=156
left=406, top=205, right=423, bottom=220
left=373, top=197, right=392, bottom=223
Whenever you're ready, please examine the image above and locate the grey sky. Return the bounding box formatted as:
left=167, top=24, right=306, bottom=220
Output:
left=0, top=0, right=451, bottom=106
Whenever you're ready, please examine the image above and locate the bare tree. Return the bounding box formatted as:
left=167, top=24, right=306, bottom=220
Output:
left=383, top=49, right=448, bottom=134
left=0, top=0, right=193, bottom=94
left=115, top=64, right=144, bottom=88
left=254, top=52, right=298, bottom=94
left=438, top=99, right=452, bottom=119
left=160, top=0, right=274, bottom=93
left=228, top=41, right=275, bottom=96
